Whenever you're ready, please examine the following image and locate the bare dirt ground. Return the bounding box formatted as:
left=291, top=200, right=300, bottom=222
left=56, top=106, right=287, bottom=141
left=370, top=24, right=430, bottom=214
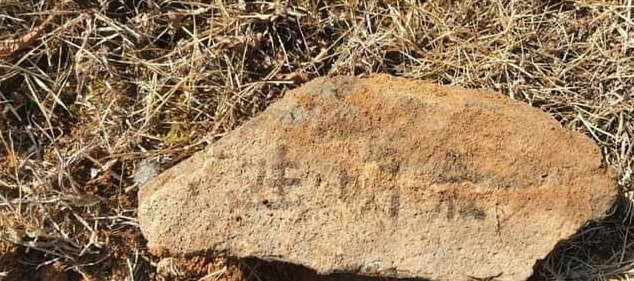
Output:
left=0, top=1, right=632, bottom=280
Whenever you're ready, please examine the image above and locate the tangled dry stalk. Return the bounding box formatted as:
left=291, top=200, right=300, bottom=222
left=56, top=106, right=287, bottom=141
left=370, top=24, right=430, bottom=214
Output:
left=0, top=0, right=632, bottom=280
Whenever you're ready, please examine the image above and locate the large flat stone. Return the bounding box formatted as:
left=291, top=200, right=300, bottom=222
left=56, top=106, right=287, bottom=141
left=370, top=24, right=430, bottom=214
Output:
left=138, top=75, right=616, bottom=280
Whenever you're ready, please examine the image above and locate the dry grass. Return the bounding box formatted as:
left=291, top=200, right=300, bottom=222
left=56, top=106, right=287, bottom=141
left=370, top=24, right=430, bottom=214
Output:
left=0, top=0, right=632, bottom=280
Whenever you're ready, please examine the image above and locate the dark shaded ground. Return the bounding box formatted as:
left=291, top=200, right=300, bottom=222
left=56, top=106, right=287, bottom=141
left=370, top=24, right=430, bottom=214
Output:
left=238, top=258, right=431, bottom=281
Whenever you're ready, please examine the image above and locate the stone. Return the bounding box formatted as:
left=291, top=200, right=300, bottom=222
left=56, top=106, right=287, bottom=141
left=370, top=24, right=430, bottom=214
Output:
left=138, top=75, right=616, bottom=280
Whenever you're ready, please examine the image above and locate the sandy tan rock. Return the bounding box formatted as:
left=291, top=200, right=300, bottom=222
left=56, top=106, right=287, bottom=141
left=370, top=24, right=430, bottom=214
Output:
left=138, top=75, right=616, bottom=281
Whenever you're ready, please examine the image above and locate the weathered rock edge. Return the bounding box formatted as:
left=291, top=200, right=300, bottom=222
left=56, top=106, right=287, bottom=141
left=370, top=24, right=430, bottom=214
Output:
left=139, top=75, right=616, bottom=281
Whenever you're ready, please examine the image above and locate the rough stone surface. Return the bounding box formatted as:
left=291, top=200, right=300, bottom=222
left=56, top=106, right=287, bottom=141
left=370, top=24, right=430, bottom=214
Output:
left=138, top=75, right=616, bottom=281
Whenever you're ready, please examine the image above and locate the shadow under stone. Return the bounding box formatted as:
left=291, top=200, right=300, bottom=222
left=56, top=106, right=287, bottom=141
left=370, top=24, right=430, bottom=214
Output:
left=236, top=257, right=430, bottom=281
left=530, top=195, right=634, bottom=280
